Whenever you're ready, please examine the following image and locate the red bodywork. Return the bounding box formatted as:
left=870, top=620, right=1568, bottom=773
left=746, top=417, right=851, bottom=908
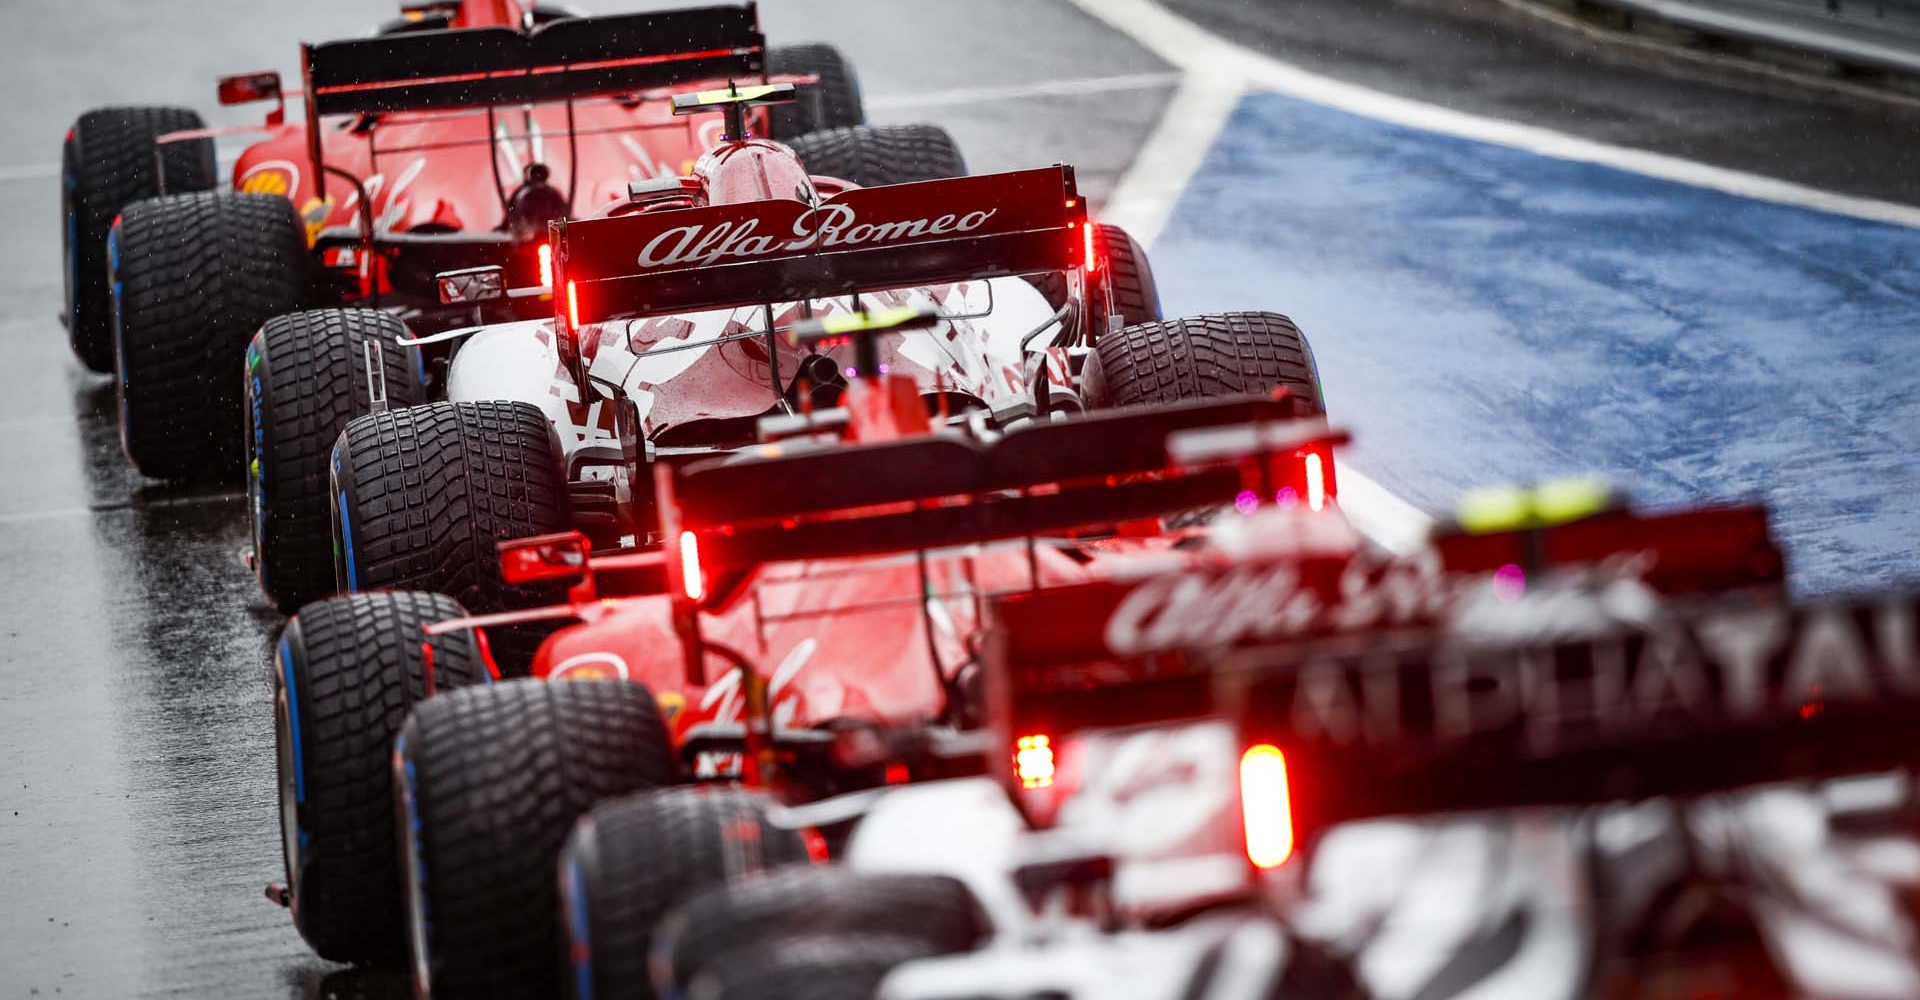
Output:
left=187, top=0, right=786, bottom=309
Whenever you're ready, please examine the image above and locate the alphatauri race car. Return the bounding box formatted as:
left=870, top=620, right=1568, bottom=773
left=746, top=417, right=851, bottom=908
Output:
left=63, top=0, right=863, bottom=482
left=267, top=303, right=1331, bottom=995
left=282, top=90, right=1192, bottom=631
left=249, top=80, right=976, bottom=611
left=652, top=479, right=1920, bottom=1000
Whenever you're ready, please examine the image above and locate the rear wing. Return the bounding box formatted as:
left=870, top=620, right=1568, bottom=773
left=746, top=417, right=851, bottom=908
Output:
left=556, top=165, right=1088, bottom=324
left=664, top=396, right=1331, bottom=584
left=302, top=5, right=763, bottom=116
left=1218, top=594, right=1920, bottom=834
left=991, top=501, right=1782, bottom=692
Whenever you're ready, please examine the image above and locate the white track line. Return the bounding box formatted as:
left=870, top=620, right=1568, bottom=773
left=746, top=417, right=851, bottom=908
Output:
left=1096, top=73, right=1246, bottom=249
left=0, top=161, right=58, bottom=183
left=1072, top=0, right=1920, bottom=553
left=868, top=71, right=1181, bottom=111
left=1068, top=0, right=1920, bottom=230
left=1070, top=0, right=1440, bottom=550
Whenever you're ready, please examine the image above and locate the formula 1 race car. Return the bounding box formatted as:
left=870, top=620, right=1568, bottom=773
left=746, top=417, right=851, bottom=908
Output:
left=275, top=109, right=1193, bottom=628
left=247, top=80, right=981, bottom=612
left=62, top=0, right=864, bottom=481
left=266, top=305, right=1330, bottom=995
left=648, top=478, right=1920, bottom=1000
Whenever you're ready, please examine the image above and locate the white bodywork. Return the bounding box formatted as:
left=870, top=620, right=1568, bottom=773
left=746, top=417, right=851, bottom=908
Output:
left=443, top=276, right=1064, bottom=467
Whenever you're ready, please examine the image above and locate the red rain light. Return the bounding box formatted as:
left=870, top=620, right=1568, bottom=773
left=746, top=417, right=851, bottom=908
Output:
left=537, top=242, right=553, bottom=288
left=1083, top=221, right=1099, bottom=273
left=566, top=279, right=580, bottom=330
left=1015, top=734, right=1055, bottom=789
left=1304, top=451, right=1327, bottom=512
left=678, top=530, right=704, bottom=602
left=1240, top=744, right=1295, bottom=868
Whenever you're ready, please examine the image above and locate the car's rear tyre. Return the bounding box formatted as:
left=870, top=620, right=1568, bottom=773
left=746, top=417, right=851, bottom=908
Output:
left=1027, top=223, right=1161, bottom=328
left=1082, top=311, right=1324, bottom=413
left=786, top=124, right=966, bottom=187
left=766, top=44, right=865, bottom=139
left=558, top=788, right=812, bottom=1000
left=332, top=400, right=569, bottom=672
left=1089, top=224, right=1162, bottom=331
left=250, top=309, right=424, bottom=612
left=63, top=106, right=216, bottom=373
left=655, top=867, right=988, bottom=997
left=112, top=191, right=309, bottom=480
left=274, top=591, right=488, bottom=966
left=395, top=680, right=677, bottom=1000
left=685, top=935, right=937, bottom=1000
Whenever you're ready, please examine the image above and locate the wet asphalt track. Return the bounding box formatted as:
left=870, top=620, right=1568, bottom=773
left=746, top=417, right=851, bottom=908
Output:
left=0, top=0, right=1915, bottom=997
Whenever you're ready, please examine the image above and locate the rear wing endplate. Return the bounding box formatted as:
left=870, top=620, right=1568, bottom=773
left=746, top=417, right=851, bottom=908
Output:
left=557, top=165, right=1087, bottom=323
left=304, top=5, right=763, bottom=116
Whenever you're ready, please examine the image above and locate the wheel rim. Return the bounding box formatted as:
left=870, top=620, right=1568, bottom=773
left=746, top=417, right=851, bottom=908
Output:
left=397, top=735, right=434, bottom=996
left=244, top=336, right=270, bottom=593
left=61, top=161, right=79, bottom=331
left=273, top=653, right=301, bottom=909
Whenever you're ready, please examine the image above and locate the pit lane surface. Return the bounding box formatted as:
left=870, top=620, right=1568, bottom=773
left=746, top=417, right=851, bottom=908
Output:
left=2, top=1, right=1916, bottom=997
left=0, top=4, right=1173, bottom=997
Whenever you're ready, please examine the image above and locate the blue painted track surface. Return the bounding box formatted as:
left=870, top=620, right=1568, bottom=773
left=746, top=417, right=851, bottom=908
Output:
left=1153, top=91, right=1920, bottom=594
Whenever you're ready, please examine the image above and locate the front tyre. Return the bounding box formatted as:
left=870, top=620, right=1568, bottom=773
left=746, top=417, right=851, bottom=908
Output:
left=248, top=309, right=423, bottom=612
left=786, top=124, right=966, bottom=187
left=654, top=867, right=989, bottom=997
left=765, top=44, right=865, bottom=139
left=1082, top=311, right=1325, bottom=414
left=63, top=106, right=215, bottom=372
left=396, top=680, right=677, bottom=999
left=274, top=591, right=488, bottom=965
left=332, top=401, right=570, bottom=672
left=559, top=787, right=812, bottom=1000
left=112, top=191, right=309, bottom=480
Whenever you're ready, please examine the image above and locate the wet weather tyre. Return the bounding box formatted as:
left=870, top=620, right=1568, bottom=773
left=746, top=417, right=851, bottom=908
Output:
left=250, top=309, right=423, bottom=612
left=685, top=935, right=937, bottom=1000
left=786, top=124, right=966, bottom=187
left=656, top=867, right=988, bottom=996
left=1090, top=224, right=1162, bottom=330
left=112, top=191, right=309, bottom=480
left=1083, top=311, right=1324, bottom=414
left=396, top=680, right=678, bottom=1000
left=332, top=400, right=569, bottom=671
left=560, top=788, right=812, bottom=1000
left=274, top=591, right=487, bottom=966
left=766, top=44, right=865, bottom=139
left=1027, top=223, right=1161, bottom=323
left=62, top=106, right=215, bottom=372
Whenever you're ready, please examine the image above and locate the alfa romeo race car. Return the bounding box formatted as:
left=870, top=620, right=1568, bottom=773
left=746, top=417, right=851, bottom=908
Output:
left=634, top=472, right=1920, bottom=1000
left=61, top=0, right=864, bottom=481
left=267, top=298, right=1330, bottom=993
left=278, top=102, right=1184, bottom=631
left=248, top=80, right=978, bottom=611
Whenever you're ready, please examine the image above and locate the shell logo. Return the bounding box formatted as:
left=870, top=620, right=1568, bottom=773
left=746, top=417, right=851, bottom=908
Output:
left=550, top=651, right=630, bottom=682
left=238, top=160, right=298, bottom=198
left=299, top=197, right=333, bottom=246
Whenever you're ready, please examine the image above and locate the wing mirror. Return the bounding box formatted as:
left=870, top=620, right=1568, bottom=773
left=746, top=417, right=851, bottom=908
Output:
left=437, top=265, right=505, bottom=305
left=218, top=71, right=282, bottom=106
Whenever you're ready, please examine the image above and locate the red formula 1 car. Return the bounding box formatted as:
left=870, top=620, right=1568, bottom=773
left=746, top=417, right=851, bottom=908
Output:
left=249, top=82, right=970, bottom=613
left=60, top=0, right=862, bottom=480
left=297, top=104, right=1171, bottom=642
left=265, top=163, right=1331, bottom=991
